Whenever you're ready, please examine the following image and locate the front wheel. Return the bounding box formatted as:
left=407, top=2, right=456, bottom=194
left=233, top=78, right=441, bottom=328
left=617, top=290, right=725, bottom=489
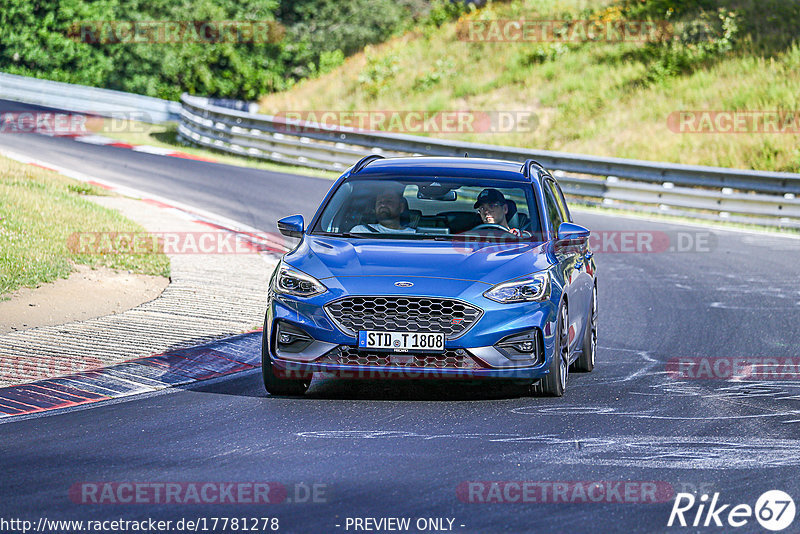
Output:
left=573, top=284, right=597, bottom=373
left=540, top=303, right=569, bottom=397
left=262, top=328, right=311, bottom=396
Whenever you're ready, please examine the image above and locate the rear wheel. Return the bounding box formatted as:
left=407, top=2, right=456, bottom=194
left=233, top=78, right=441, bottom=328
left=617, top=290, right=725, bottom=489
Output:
left=540, top=303, right=569, bottom=397
left=573, top=284, right=597, bottom=373
left=262, top=327, right=311, bottom=396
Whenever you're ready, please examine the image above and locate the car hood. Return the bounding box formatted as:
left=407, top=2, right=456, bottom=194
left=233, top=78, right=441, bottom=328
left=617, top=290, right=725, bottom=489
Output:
left=284, top=235, right=552, bottom=286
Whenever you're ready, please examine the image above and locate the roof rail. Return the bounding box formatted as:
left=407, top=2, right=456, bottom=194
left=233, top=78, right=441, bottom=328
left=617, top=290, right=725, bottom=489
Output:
left=521, top=159, right=546, bottom=179
left=351, top=154, right=385, bottom=174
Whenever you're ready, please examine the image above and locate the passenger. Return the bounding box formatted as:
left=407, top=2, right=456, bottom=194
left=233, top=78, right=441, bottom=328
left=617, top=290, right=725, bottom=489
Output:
left=351, top=185, right=416, bottom=234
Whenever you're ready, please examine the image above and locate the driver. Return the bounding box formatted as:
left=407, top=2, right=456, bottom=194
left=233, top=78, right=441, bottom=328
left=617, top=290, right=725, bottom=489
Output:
left=351, top=185, right=416, bottom=234
left=474, top=188, right=527, bottom=237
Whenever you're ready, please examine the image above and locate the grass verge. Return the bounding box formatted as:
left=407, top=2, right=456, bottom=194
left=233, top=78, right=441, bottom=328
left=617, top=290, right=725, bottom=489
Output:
left=258, top=0, right=800, bottom=173
left=0, top=155, right=170, bottom=296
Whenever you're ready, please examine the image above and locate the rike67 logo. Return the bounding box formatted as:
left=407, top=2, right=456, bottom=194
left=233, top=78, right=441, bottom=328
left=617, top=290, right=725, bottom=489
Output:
left=668, top=490, right=795, bottom=531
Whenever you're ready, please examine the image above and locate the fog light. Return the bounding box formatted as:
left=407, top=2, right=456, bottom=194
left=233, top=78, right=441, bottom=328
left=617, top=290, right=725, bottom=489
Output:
left=495, top=329, right=543, bottom=362
left=275, top=322, right=313, bottom=353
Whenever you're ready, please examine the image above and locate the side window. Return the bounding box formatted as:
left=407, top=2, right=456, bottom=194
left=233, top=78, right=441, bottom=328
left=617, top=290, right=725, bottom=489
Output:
left=542, top=180, right=563, bottom=234
left=551, top=181, right=571, bottom=222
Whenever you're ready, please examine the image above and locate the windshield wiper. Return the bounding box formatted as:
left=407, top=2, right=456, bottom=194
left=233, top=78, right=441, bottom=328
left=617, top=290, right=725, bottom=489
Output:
left=414, top=235, right=451, bottom=241
left=315, top=232, right=369, bottom=238
left=316, top=232, right=452, bottom=241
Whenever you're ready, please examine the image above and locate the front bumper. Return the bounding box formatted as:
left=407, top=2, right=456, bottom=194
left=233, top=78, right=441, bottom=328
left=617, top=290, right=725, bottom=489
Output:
left=266, top=288, right=558, bottom=381
left=272, top=357, right=549, bottom=380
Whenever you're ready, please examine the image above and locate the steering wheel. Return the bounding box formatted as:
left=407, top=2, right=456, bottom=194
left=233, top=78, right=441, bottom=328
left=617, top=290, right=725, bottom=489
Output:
left=469, top=224, right=514, bottom=233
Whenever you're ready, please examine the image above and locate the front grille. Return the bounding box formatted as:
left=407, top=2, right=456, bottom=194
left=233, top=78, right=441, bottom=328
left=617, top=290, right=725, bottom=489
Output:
left=317, top=345, right=483, bottom=370
left=325, top=296, right=482, bottom=339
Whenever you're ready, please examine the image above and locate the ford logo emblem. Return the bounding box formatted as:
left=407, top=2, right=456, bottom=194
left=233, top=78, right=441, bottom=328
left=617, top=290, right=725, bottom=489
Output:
left=394, top=281, right=414, bottom=288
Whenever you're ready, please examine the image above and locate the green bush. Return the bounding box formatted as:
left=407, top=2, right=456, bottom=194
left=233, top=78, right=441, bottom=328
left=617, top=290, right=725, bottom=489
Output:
left=412, top=58, right=455, bottom=92
left=276, top=0, right=427, bottom=79
left=617, top=0, right=800, bottom=53
left=590, top=0, right=800, bottom=89
left=318, top=49, right=345, bottom=75
left=423, top=0, right=469, bottom=28
left=1, top=0, right=288, bottom=100
left=0, top=0, right=427, bottom=100
left=358, top=51, right=400, bottom=98
left=633, top=9, right=741, bottom=86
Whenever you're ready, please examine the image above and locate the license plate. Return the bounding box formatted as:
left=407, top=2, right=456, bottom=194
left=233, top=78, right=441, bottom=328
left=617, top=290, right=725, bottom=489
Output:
left=358, top=331, right=445, bottom=352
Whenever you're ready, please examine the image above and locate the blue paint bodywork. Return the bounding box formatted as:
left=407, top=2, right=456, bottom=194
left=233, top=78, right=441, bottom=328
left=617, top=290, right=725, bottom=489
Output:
left=265, top=157, right=596, bottom=381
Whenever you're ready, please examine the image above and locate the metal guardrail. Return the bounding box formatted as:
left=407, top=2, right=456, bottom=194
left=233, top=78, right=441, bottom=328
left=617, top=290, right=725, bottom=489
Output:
left=179, top=94, right=800, bottom=228
left=1, top=71, right=797, bottom=228
left=0, top=72, right=181, bottom=123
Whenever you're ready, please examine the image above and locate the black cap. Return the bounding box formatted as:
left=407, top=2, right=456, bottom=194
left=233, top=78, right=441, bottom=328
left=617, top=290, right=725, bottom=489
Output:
left=473, top=188, right=506, bottom=208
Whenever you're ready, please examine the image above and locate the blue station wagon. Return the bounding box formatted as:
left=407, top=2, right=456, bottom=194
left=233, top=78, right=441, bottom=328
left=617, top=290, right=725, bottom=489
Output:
left=262, top=156, right=597, bottom=397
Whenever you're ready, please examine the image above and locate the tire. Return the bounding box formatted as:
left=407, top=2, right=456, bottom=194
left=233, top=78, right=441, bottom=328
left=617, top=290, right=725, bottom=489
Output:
left=262, top=327, right=311, bottom=396
left=540, top=302, right=569, bottom=397
left=573, top=284, right=597, bottom=373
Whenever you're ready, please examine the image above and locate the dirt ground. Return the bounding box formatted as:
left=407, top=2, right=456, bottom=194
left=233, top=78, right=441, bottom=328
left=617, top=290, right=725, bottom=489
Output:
left=0, top=265, right=169, bottom=334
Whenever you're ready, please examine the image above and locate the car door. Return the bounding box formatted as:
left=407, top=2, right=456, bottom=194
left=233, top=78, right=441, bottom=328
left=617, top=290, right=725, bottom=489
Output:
left=553, top=178, right=594, bottom=344
left=542, top=177, right=584, bottom=352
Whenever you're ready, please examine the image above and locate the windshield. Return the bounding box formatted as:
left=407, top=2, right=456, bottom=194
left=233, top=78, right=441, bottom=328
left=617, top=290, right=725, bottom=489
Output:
left=312, top=177, right=542, bottom=240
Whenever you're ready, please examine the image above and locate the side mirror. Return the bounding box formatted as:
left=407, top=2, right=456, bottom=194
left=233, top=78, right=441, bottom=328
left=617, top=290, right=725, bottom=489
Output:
left=277, top=215, right=304, bottom=238
left=557, top=222, right=590, bottom=241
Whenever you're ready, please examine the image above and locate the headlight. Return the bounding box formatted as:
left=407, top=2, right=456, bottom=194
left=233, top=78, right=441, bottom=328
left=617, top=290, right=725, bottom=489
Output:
left=273, top=263, right=327, bottom=297
left=483, top=272, right=550, bottom=303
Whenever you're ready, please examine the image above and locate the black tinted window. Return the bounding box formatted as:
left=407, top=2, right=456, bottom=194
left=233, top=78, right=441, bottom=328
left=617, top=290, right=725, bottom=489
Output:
left=550, top=180, right=571, bottom=223
left=542, top=180, right=563, bottom=233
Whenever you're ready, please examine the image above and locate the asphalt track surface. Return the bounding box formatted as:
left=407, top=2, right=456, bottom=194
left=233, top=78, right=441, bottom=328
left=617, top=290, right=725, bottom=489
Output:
left=2, top=100, right=800, bottom=533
